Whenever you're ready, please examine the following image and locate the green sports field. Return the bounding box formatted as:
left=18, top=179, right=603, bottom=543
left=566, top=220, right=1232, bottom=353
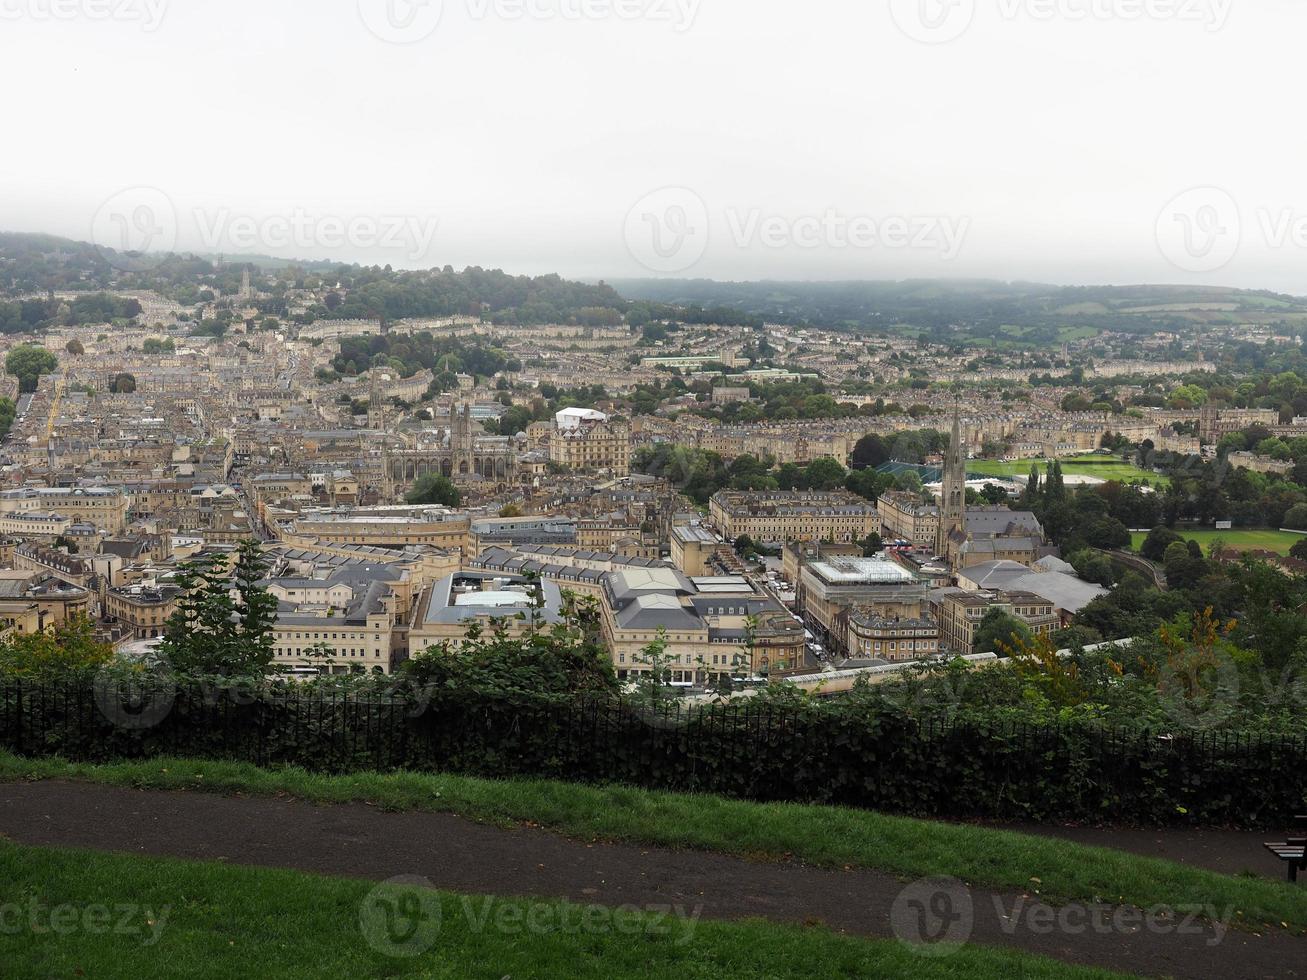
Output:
left=1129, top=528, right=1306, bottom=556
left=967, top=455, right=1169, bottom=488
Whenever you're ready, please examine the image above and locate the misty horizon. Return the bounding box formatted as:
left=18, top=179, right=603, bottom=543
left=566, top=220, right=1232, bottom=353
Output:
left=8, top=229, right=1307, bottom=302
left=5, top=1, right=1307, bottom=291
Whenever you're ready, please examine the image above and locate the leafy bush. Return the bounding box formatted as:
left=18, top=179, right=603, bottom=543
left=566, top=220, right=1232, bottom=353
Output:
left=2, top=669, right=1303, bottom=828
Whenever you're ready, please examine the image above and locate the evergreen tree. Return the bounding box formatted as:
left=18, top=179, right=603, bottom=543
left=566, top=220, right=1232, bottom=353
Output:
left=1045, top=461, right=1066, bottom=502
left=233, top=540, right=279, bottom=672
left=158, top=541, right=278, bottom=677
left=1017, top=464, right=1041, bottom=509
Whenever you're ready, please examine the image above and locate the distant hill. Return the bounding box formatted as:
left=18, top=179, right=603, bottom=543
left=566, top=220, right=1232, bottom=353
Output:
left=7, top=231, right=1306, bottom=344
left=0, top=232, right=631, bottom=330
left=609, top=278, right=1307, bottom=345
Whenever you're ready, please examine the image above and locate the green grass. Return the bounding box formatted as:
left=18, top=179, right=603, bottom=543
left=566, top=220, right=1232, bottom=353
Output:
left=4, top=753, right=1306, bottom=936
left=966, top=455, right=1169, bottom=488
left=0, top=842, right=1132, bottom=979
left=1129, top=528, right=1306, bottom=557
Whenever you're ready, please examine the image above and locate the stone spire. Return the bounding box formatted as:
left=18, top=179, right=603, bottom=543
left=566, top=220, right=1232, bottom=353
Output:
left=936, top=401, right=967, bottom=558
left=367, top=367, right=385, bottom=431
left=453, top=403, right=475, bottom=476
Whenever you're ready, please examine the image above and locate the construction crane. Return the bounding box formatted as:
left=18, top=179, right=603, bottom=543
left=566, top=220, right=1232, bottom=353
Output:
left=45, top=375, right=65, bottom=445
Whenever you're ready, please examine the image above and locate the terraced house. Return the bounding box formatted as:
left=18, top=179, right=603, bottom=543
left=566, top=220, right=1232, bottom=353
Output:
left=933, top=588, right=1058, bottom=654
left=599, top=566, right=805, bottom=682
left=0, top=486, right=130, bottom=534
left=547, top=409, right=632, bottom=476
left=265, top=564, right=404, bottom=675
left=798, top=556, right=930, bottom=656
left=104, top=583, right=182, bottom=640
left=709, top=490, right=879, bottom=544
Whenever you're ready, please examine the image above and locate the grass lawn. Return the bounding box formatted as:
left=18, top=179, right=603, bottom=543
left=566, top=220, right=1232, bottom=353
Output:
left=1129, top=528, right=1306, bottom=557
left=5, top=753, right=1305, bottom=936
left=0, top=842, right=1132, bottom=979
left=966, top=455, right=1169, bottom=488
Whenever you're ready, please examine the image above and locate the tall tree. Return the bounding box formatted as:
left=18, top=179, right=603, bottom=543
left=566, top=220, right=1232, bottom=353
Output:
left=973, top=608, right=1033, bottom=656
left=406, top=474, right=461, bottom=507
left=158, top=542, right=277, bottom=676
left=850, top=434, right=890, bottom=471
left=1044, top=461, right=1066, bottom=503
left=5, top=344, right=57, bottom=393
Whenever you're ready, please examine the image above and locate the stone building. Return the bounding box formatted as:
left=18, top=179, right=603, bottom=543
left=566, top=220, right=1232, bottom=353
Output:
left=548, top=409, right=632, bottom=477
left=933, top=589, right=1058, bottom=654
left=709, top=491, right=878, bottom=544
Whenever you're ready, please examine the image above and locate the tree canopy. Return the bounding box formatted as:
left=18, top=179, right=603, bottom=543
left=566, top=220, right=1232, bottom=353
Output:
left=406, top=474, right=461, bottom=507
left=5, top=344, right=57, bottom=393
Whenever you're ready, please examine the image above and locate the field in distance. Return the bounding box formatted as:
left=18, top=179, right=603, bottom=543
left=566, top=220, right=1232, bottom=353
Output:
left=1129, top=528, right=1306, bottom=556
left=966, top=455, right=1169, bottom=488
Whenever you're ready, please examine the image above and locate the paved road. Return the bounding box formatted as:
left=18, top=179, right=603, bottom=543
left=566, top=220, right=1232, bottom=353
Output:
left=1, top=779, right=1303, bottom=979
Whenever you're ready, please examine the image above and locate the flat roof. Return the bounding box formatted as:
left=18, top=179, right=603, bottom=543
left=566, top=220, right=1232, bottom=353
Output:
left=455, top=590, right=532, bottom=608
left=673, top=525, right=717, bottom=545
left=809, top=557, right=917, bottom=585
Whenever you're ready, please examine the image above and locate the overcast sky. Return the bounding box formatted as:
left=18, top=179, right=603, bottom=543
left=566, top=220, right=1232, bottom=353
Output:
left=3, top=0, right=1306, bottom=291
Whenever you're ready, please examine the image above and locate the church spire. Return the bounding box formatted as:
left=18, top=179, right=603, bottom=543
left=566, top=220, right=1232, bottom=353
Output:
left=936, top=401, right=967, bottom=559
left=367, top=366, right=385, bottom=431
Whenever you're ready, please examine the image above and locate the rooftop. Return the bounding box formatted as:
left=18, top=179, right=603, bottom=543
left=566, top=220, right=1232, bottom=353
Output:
left=808, top=557, right=917, bottom=585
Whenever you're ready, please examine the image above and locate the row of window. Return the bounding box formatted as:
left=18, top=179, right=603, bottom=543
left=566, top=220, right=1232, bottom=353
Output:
left=276, top=648, right=383, bottom=659
left=870, top=640, right=935, bottom=653
left=616, top=651, right=741, bottom=666
left=283, top=632, right=383, bottom=641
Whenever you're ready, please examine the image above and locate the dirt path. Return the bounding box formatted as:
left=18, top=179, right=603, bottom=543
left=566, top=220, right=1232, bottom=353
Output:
left=1, top=780, right=1303, bottom=980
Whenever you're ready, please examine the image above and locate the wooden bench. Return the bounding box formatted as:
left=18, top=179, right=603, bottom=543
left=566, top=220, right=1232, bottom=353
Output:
left=1264, top=816, right=1307, bottom=883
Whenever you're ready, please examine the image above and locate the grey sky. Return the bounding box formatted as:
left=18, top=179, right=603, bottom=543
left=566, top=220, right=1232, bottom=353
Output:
left=3, top=0, right=1305, bottom=291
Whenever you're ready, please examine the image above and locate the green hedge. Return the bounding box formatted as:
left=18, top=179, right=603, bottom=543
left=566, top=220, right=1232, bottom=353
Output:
left=2, top=678, right=1303, bottom=828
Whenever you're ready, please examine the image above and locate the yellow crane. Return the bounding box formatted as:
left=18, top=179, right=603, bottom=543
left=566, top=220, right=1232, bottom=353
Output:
left=45, top=375, right=65, bottom=444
